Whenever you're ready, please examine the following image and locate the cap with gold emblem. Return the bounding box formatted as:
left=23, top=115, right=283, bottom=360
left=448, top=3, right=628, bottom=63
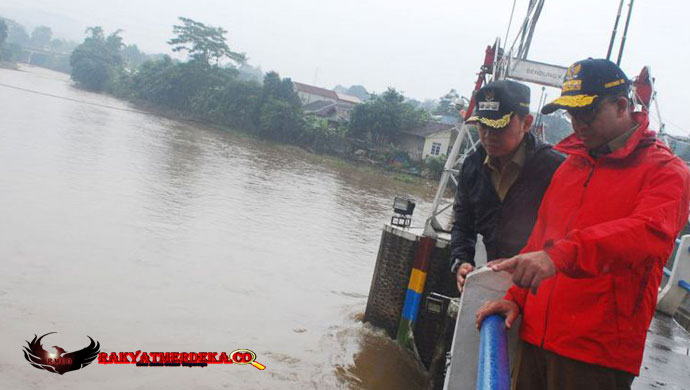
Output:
left=468, top=80, right=531, bottom=129
left=541, top=58, right=630, bottom=114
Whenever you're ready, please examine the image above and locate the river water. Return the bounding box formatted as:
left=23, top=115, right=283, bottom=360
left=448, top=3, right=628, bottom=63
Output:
left=0, top=65, right=446, bottom=389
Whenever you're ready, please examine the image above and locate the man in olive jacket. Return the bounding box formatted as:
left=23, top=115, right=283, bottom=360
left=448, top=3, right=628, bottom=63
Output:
left=450, top=80, right=563, bottom=292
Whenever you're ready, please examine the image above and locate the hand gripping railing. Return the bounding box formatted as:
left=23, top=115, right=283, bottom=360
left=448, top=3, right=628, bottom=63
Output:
left=477, top=315, right=510, bottom=390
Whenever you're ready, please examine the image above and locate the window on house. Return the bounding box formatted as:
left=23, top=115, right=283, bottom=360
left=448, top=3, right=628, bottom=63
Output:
left=430, top=142, right=441, bottom=156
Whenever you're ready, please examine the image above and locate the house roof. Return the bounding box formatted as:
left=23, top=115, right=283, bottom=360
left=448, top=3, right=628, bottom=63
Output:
left=335, top=92, right=362, bottom=104
left=400, top=121, right=455, bottom=138
left=293, top=82, right=339, bottom=100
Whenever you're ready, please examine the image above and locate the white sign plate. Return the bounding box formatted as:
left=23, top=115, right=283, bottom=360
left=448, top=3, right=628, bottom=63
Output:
left=508, top=59, right=568, bottom=88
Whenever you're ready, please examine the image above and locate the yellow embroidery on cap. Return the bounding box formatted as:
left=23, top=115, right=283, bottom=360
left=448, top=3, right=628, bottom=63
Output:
left=519, top=102, right=530, bottom=107
left=565, top=64, right=582, bottom=80
left=477, top=113, right=513, bottom=128
left=604, top=78, right=625, bottom=88
left=551, top=94, right=598, bottom=107
left=562, top=80, right=582, bottom=92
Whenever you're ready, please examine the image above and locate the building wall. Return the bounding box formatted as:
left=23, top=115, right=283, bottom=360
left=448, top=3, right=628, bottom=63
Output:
left=423, top=130, right=453, bottom=159
left=398, top=134, right=425, bottom=161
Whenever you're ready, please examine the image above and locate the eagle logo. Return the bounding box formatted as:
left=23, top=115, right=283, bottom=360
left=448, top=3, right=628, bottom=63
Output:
left=23, top=332, right=100, bottom=375
left=484, top=90, right=495, bottom=101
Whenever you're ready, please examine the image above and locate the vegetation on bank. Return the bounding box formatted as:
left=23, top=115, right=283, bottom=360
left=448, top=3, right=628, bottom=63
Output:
left=0, top=17, right=76, bottom=72
left=64, top=17, right=445, bottom=178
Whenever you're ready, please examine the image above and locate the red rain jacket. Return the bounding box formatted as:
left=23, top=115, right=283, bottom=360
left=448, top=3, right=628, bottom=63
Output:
left=505, top=113, right=690, bottom=375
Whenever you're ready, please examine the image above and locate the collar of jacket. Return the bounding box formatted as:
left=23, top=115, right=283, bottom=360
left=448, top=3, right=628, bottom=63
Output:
left=554, top=112, right=659, bottom=162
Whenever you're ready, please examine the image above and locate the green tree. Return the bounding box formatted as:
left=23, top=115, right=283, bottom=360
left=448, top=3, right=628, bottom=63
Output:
left=435, top=89, right=461, bottom=118
left=4, top=18, right=30, bottom=46
left=349, top=88, right=429, bottom=145
left=105, top=29, right=124, bottom=52
left=261, top=71, right=300, bottom=106
left=69, top=26, right=123, bottom=91
left=189, top=78, right=262, bottom=129
left=255, top=71, right=303, bottom=139
left=347, top=85, right=370, bottom=101
left=168, top=17, right=245, bottom=66
left=121, top=44, right=148, bottom=67
left=30, top=26, right=52, bottom=48
left=49, top=38, right=78, bottom=54
left=0, top=20, right=7, bottom=49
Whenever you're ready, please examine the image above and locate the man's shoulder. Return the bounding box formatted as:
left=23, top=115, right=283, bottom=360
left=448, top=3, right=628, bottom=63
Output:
left=526, top=142, right=565, bottom=169
left=645, top=139, right=690, bottom=174
left=463, top=147, right=487, bottom=169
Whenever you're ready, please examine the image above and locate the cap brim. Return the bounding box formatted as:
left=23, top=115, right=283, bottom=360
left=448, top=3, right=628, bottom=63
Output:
left=466, top=112, right=513, bottom=129
left=541, top=94, right=598, bottom=114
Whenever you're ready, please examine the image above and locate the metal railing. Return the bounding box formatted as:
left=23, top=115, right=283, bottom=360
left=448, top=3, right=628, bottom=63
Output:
left=477, top=315, right=510, bottom=390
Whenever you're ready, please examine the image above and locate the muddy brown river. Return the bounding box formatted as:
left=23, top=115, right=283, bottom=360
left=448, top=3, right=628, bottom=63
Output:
left=0, top=66, right=442, bottom=389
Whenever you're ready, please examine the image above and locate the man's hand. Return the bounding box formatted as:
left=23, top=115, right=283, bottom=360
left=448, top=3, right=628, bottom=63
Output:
left=456, top=263, right=474, bottom=293
left=489, top=250, right=556, bottom=294
left=475, top=299, right=520, bottom=330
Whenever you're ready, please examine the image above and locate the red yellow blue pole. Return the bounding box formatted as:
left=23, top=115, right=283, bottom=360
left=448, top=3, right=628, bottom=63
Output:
left=396, top=236, right=435, bottom=347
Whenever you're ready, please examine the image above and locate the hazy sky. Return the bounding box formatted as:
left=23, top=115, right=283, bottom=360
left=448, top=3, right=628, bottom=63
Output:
left=3, top=0, right=689, bottom=135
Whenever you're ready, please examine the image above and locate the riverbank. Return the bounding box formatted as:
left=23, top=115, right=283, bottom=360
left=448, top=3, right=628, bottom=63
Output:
left=5, top=62, right=442, bottom=193
left=125, top=92, right=436, bottom=188
left=0, top=61, right=19, bottom=70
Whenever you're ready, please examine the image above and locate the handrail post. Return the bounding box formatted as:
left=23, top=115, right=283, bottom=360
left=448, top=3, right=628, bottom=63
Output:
left=477, top=315, right=510, bottom=390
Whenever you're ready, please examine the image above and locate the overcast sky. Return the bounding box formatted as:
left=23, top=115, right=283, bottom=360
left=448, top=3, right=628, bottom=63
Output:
left=2, top=0, right=689, bottom=135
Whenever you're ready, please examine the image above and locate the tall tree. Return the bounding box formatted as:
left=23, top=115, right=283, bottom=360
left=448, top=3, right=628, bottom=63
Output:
left=434, top=89, right=461, bottom=118
left=350, top=88, right=429, bottom=145
left=167, top=17, right=245, bottom=66
left=121, top=44, right=148, bottom=67
left=70, top=26, right=123, bottom=91
left=30, top=25, right=52, bottom=48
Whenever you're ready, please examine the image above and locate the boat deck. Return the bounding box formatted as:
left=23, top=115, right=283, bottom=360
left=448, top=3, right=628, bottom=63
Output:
left=636, top=314, right=690, bottom=389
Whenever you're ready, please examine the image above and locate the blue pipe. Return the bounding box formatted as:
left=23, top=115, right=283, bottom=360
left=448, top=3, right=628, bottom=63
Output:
left=679, top=280, right=690, bottom=293
left=477, top=315, right=510, bottom=390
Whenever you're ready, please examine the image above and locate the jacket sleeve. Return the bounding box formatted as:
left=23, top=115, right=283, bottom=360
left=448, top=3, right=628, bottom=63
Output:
left=504, top=284, right=529, bottom=311
left=450, top=164, right=477, bottom=268
left=546, top=158, right=690, bottom=278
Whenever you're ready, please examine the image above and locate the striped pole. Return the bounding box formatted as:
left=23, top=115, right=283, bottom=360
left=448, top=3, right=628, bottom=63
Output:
left=477, top=315, right=510, bottom=390
left=396, top=236, right=436, bottom=347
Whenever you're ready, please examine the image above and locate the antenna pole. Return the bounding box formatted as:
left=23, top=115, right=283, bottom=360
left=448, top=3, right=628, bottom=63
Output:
left=606, top=0, right=625, bottom=60
left=617, top=0, right=635, bottom=65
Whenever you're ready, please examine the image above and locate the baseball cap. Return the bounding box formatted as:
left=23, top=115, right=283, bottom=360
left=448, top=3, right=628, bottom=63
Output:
left=542, top=58, right=630, bottom=114
left=468, top=80, right=530, bottom=129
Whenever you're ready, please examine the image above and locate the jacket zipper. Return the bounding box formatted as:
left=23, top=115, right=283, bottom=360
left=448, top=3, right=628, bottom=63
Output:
left=540, top=158, right=596, bottom=348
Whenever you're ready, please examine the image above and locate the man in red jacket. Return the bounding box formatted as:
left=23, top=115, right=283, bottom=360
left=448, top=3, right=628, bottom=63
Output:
left=476, top=58, right=690, bottom=389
